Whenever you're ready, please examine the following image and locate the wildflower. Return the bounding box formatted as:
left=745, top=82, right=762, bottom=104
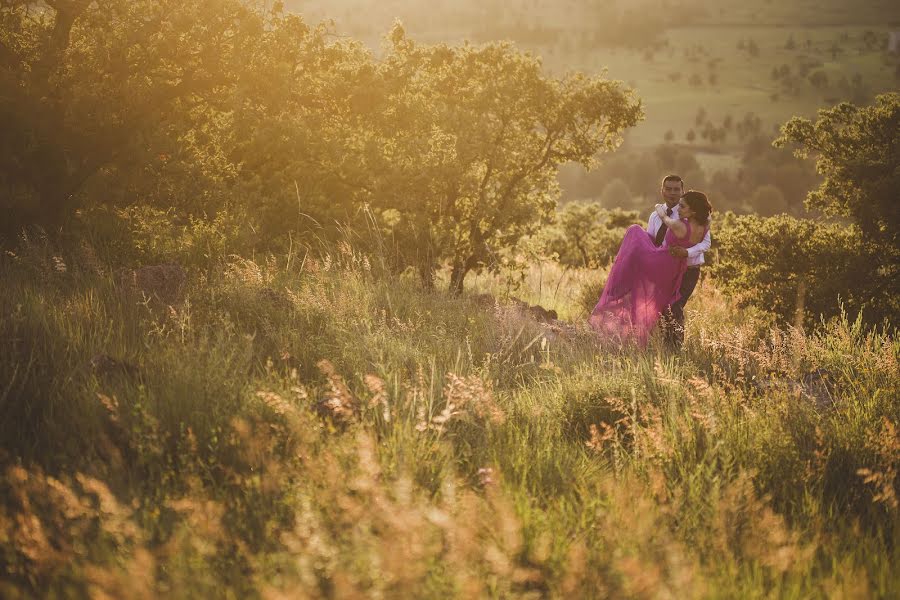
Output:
left=477, top=467, right=495, bottom=487
left=364, top=374, right=390, bottom=422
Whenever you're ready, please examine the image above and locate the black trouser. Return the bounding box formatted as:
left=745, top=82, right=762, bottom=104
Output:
left=662, top=266, right=701, bottom=348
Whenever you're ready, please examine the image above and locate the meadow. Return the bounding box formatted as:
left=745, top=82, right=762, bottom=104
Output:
left=1, top=2, right=897, bottom=596
left=1, top=227, right=897, bottom=598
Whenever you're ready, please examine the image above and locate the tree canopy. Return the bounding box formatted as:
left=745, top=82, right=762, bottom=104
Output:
left=0, top=3, right=642, bottom=292
left=0, top=0, right=258, bottom=230
left=774, top=93, right=899, bottom=320
left=366, top=27, right=643, bottom=290
left=711, top=213, right=880, bottom=326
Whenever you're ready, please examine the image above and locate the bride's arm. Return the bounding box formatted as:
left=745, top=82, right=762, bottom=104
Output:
left=686, top=227, right=711, bottom=260
left=670, top=226, right=710, bottom=259
left=655, top=204, right=687, bottom=238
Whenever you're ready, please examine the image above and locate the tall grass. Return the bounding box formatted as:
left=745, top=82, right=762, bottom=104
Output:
left=0, top=231, right=897, bottom=598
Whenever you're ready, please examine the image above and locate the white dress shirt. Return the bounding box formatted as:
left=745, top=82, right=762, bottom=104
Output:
left=646, top=204, right=711, bottom=267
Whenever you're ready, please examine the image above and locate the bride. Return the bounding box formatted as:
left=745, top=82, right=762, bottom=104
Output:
left=588, top=190, right=712, bottom=347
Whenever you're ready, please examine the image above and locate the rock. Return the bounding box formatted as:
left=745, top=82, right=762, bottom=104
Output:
left=468, top=293, right=558, bottom=323
left=508, top=296, right=558, bottom=323
left=751, top=368, right=837, bottom=411
left=526, top=304, right=558, bottom=323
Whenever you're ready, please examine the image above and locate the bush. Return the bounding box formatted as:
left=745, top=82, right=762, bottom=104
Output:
left=77, top=205, right=259, bottom=269
left=711, top=214, right=877, bottom=326
left=540, top=202, right=641, bottom=268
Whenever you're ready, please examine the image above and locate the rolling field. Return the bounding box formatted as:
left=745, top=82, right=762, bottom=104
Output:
left=285, top=0, right=900, bottom=157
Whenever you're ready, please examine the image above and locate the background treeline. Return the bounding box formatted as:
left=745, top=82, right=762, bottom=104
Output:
left=558, top=127, right=821, bottom=216
left=287, top=0, right=900, bottom=214
left=2, top=1, right=898, bottom=327
left=0, top=0, right=642, bottom=293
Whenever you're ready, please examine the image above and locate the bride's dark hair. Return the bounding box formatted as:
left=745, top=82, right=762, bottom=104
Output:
left=682, top=190, right=712, bottom=225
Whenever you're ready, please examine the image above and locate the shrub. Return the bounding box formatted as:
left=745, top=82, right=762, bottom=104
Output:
left=540, top=202, right=641, bottom=268
left=711, top=214, right=874, bottom=326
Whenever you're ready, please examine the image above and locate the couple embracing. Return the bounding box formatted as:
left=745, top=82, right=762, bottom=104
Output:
left=589, top=175, right=712, bottom=349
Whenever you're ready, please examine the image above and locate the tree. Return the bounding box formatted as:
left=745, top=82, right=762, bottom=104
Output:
left=0, top=0, right=259, bottom=234
left=747, top=39, right=760, bottom=57
left=541, top=202, right=611, bottom=267
left=0, top=5, right=644, bottom=297
left=366, top=26, right=643, bottom=292
left=711, top=214, right=875, bottom=326
left=808, top=70, right=829, bottom=89
left=222, top=11, right=380, bottom=239
left=539, top=202, right=637, bottom=268
left=774, top=93, right=900, bottom=323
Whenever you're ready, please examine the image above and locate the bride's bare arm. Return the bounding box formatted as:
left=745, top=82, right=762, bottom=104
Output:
left=655, top=204, right=687, bottom=238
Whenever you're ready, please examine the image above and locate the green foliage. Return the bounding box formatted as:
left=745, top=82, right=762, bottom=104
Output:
left=775, top=93, right=900, bottom=318
left=0, top=0, right=257, bottom=232
left=710, top=213, right=889, bottom=326
left=356, top=27, right=643, bottom=292
left=539, top=202, right=641, bottom=268
left=1, top=4, right=642, bottom=295
left=775, top=93, right=899, bottom=244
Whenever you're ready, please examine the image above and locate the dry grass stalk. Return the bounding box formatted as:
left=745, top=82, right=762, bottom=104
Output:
left=856, top=417, right=900, bottom=511
left=316, top=359, right=357, bottom=423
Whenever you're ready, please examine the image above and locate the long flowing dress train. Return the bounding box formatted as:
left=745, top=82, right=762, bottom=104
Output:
left=588, top=219, right=696, bottom=347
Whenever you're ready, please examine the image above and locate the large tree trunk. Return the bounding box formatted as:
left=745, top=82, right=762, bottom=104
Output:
left=6, top=0, right=92, bottom=232
left=448, top=262, right=469, bottom=296
left=448, top=253, right=480, bottom=295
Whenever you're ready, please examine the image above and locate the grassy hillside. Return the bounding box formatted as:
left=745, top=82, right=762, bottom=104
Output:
left=1, top=231, right=897, bottom=597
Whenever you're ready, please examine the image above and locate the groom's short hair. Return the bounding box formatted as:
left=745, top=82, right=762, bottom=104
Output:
left=662, top=174, right=684, bottom=188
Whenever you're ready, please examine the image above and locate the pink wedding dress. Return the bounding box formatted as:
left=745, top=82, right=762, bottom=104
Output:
left=588, top=220, right=696, bottom=348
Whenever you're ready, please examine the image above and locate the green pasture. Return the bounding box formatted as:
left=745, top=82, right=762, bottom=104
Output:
left=288, top=0, right=900, bottom=167
left=558, top=25, right=899, bottom=150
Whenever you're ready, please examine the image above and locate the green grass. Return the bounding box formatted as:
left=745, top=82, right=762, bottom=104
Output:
left=0, top=234, right=897, bottom=598
left=575, top=25, right=898, bottom=148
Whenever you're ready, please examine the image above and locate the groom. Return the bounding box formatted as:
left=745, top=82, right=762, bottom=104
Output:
left=646, top=174, right=711, bottom=348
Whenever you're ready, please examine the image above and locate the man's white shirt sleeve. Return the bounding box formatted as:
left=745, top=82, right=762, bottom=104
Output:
left=647, top=212, right=661, bottom=237
left=647, top=204, right=711, bottom=266
left=686, top=228, right=711, bottom=265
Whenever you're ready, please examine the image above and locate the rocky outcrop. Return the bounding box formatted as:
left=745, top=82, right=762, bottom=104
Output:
left=87, top=353, right=140, bottom=379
